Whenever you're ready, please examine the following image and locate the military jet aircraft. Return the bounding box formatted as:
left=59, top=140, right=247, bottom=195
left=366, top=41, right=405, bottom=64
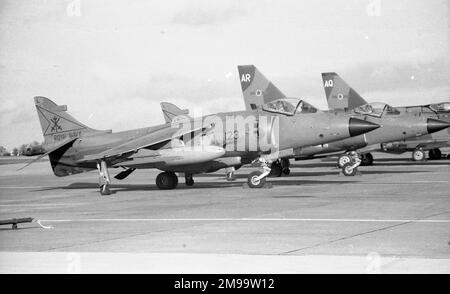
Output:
left=24, top=91, right=379, bottom=195
left=237, top=65, right=450, bottom=175
left=321, top=72, right=450, bottom=163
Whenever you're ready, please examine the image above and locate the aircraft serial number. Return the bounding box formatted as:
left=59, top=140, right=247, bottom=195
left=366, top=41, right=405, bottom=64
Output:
left=53, top=131, right=81, bottom=141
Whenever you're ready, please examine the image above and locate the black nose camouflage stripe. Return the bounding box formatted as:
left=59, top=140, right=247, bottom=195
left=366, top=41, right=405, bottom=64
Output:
left=427, top=118, right=450, bottom=134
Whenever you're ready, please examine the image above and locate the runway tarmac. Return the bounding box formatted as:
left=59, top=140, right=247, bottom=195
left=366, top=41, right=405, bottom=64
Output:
left=0, top=152, right=449, bottom=273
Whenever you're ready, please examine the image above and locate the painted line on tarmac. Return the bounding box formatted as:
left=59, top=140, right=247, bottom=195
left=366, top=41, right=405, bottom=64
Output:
left=0, top=179, right=448, bottom=190
left=38, top=218, right=450, bottom=223
left=0, top=203, right=85, bottom=207
left=364, top=180, right=450, bottom=184
left=0, top=186, right=50, bottom=189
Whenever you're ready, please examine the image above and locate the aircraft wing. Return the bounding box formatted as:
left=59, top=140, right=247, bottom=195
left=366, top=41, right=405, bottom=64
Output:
left=415, top=140, right=450, bottom=150
left=78, top=123, right=205, bottom=163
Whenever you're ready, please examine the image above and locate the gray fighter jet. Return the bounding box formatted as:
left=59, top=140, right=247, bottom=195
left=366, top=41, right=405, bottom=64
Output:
left=237, top=65, right=450, bottom=175
left=23, top=93, right=379, bottom=194
left=321, top=72, right=450, bottom=163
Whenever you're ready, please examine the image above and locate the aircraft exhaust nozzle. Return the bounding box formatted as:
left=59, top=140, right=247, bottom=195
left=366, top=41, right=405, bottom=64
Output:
left=348, top=117, right=380, bottom=137
left=427, top=118, right=450, bottom=134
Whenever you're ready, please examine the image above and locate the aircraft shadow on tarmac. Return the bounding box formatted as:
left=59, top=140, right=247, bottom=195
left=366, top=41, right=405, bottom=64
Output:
left=31, top=168, right=428, bottom=194
left=290, top=159, right=450, bottom=168
left=33, top=178, right=365, bottom=193
left=0, top=226, right=40, bottom=232
left=197, top=169, right=430, bottom=178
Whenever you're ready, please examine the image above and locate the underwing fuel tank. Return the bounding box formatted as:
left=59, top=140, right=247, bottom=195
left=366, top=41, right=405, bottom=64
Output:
left=117, top=145, right=226, bottom=169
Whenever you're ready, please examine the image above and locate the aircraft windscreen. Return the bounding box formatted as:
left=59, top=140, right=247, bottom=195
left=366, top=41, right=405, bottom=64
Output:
left=296, top=100, right=318, bottom=114
left=430, top=102, right=450, bottom=113
left=262, top=98, right=318, bottom=115
left=263, top=98, right=301, bottom=115
left=353, top=102, right=400, bottom=117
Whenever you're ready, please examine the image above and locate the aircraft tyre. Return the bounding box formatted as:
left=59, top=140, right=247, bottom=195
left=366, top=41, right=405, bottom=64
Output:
left=269, top=162, right=282, bottom=177
left=342, top=163, right=357, bottom=177
left=360, top=153, right=374, bottom=166
left=338, top=154, right=351, bottom=168
left=156, top=172, right=178, bottom=189
left=185, top=178, right=194, bottom=186
left=428, top=148, right=442, bottom=160
left=247, top=171, right=266, bottom=188
left=412, top=149, right=425, bottom=161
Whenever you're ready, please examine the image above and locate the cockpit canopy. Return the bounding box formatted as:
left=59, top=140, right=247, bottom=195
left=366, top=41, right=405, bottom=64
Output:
left=262, top=98, right=318, bottom=115
left=353, top=102, right=400, bottom=118
left=429, top=102, right=450, bottom=113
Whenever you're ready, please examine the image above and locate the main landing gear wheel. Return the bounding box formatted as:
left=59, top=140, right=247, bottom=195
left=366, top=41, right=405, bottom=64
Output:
left=282, top=167, right=290, bottom=175
left=412, top=149, right=425, bottom=161
left=342, top=162, right=358, bottom=176
left=360, top=153, right=374, bottom=166
left=428, top=148, right=442, bottom=160
left=156, top=172, right=178, bottom=190
left=269, top=162, right=283, bottom=177
left=185, top=174, right=194, bottom=186
left=338, top=154, right=351, bottom=168
left=281, top=159, right=291, bottom=175
left=247, top=171, right=266, bottom=188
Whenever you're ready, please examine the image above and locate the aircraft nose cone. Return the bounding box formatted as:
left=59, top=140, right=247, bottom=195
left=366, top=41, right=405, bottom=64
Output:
left=348, top=117, right=380, bottom=137
left=427, top=118, right=450, bottom=134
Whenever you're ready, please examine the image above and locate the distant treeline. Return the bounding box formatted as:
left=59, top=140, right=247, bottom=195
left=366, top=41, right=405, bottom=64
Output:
left=0, top=141, right=45, bottom=157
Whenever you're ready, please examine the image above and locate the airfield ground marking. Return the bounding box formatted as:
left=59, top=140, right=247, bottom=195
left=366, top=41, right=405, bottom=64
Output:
left=0, top=179, right=449, bottom=190
left=37, top=218, right=450, bottom=223
left=279, top=210, right=450, bottom=255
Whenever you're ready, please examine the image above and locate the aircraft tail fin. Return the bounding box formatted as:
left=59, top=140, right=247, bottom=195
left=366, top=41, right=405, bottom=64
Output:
left=34, top=96, right=101, bottom=146
left=321, top=72, right=368, bottom=111
left=160, top=102, right=190, bottom=123
left=237, top=65, right=286, bottom=111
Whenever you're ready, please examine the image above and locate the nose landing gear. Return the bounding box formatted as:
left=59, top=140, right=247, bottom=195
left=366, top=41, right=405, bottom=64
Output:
left=412, top=148, right=426, bottom=161
left=340, top=151, right=362, bottom=176
left=247, top=158, right=273, bottom=188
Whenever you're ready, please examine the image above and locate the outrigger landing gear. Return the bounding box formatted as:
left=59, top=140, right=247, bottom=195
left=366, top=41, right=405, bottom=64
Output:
left=247, top=158, right=272, bottom=188
left=97, top=160, right=112, bottom=196
left=156, top=171, right=178, bottom=190
left=341, top=151, right=362, bottom=176
left=185, top=174, right=194, bottom=186
left=226, top=167, right=236, bottom=181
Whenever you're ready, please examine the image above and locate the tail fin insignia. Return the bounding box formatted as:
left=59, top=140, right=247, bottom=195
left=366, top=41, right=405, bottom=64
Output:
left=34, top=96, right=99, bottom=145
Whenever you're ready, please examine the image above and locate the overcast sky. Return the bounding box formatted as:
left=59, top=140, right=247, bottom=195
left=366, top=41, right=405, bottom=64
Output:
left=0, top=0, right=448, bottom=149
